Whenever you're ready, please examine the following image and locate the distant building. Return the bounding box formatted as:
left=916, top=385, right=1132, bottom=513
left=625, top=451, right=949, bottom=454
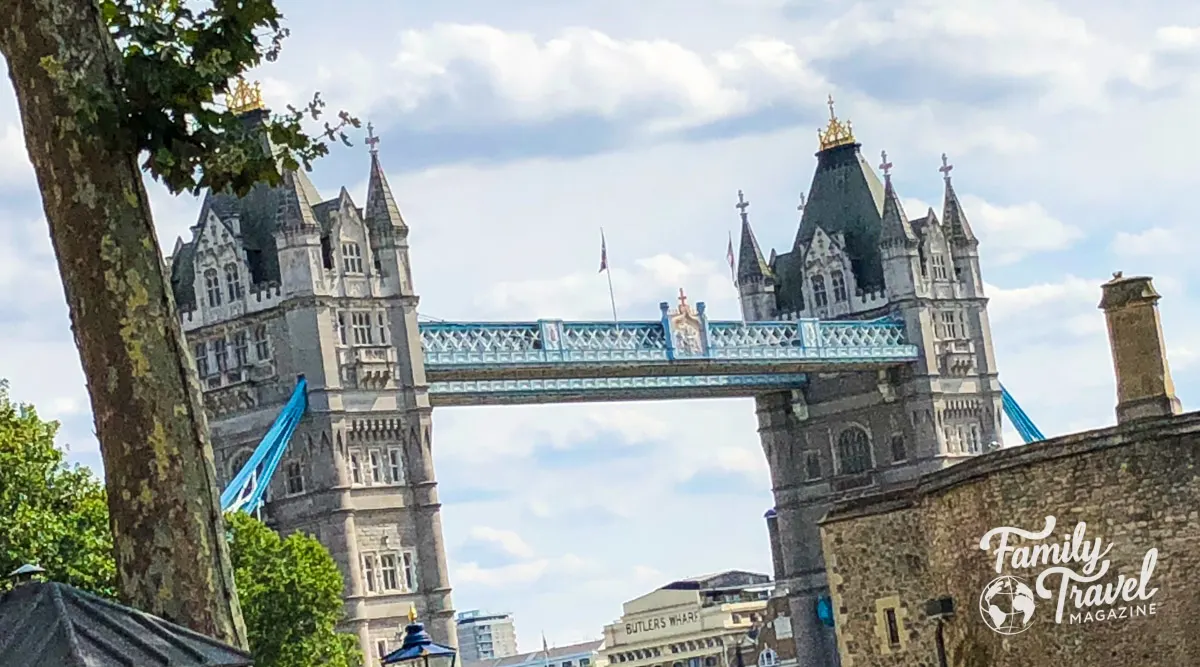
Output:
left=601, top=571, right=773, bottom=667
left=457, top=610, right=519, bottom=661
left=464, top=640, right=602, bottom=667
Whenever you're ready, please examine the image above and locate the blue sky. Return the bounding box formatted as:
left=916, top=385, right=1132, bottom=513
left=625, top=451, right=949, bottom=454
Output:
left=3, top=0, right=1200, bottom=651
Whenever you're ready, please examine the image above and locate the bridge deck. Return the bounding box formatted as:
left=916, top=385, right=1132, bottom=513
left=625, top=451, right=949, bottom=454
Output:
left=419, top=315, right=919, bottom=403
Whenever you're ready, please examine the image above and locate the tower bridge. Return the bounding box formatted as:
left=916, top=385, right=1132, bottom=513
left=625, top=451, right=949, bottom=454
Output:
left=168, top=90, right=1043, bottom=667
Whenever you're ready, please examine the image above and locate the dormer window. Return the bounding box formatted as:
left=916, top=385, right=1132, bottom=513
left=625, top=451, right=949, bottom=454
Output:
left=224, top=263, right=243, bottom=301
left=341, top=242, right=364, bottom=274
left=204, top=269, right=222, bottom=307
left=811, top=275, right=828, bottom=308
left=830, top=270, right=847, bottom=302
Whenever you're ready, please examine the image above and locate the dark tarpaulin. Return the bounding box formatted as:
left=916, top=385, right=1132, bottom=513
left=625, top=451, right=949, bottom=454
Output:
left=0, top=581, right=253, bottom=666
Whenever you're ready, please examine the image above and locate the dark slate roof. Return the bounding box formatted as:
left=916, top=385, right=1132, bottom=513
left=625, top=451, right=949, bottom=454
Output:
left=0, top=582, right=253, bottom=666
left=463, top=640, right=602, bottom=667
left=790, top=142, right=886, bottom=292
left=662, top=570, right=771, bottom=591
left=770, top=250, right=805, bottom=314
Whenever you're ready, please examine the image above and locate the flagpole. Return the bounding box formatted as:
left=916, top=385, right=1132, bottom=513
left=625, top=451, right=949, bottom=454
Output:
left=600, top=228, right=618, bottom=323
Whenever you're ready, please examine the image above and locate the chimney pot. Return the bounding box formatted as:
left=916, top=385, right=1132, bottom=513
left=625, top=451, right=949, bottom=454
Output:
left=1098, top=274, right=1182, bottom=424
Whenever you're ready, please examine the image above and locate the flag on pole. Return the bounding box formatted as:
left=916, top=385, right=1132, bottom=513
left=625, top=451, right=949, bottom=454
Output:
left=726, top=232, right=737, bottom=287
left=599, top=230, right=609, bottom=273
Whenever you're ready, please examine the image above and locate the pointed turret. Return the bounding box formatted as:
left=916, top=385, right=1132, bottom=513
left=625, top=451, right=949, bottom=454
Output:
left=276, top=169, right=320, bottom=230
left=792, top=96, right=886, bottom=292
left=877, top=151, right=916, bottom=247
left=363, top=123, right=408, bottom=233
left=939, top=153, right=977, bottom=246
left=735, top=190, right=771, bottom=284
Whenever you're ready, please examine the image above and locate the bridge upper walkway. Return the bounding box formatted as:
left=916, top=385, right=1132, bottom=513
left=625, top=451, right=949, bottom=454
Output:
left=417, top=300, right=918, bottom=405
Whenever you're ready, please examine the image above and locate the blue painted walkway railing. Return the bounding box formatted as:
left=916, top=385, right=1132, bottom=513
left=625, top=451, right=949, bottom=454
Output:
left=419, top=312, right=918, bottom=368
left=220, top=376, right=308, bottom=513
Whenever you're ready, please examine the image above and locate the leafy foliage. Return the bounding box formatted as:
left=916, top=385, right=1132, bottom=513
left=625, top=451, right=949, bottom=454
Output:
left=82, top=0, right=359, bottom=196
left=0, top=381, right=116, bottom=597
left=227, top=511, right=364, bottom=667
left=0, top=382, right=360, bottom=665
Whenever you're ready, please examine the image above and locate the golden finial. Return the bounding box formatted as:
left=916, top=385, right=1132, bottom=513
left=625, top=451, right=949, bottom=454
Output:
left=817, top=94, right=856, bottom=151
left=408, top=603, right=419, bottom=623
left=227, top=78, right=265, bottom=114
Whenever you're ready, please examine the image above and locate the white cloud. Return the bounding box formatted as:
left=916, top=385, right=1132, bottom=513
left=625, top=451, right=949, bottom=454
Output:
left=465, top=526, right=537, bottom=559
left=959, top=195, right=1083, bottom=264
left=1111, top=227, right=1187, bottom=257
left=454, top=553, right=594, bottom=588
left=985, top=275, right=1102, bottom=323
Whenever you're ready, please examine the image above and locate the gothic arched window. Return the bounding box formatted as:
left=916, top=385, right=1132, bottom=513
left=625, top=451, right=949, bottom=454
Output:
left=811, top=275, right=828, bottom=307
left=758, top=649, right=778, bottom=667
left=204, top=268, right=222, bottom=307
left=830, top=270, right=848, bottom=302
left=836, top=426, right=872, bottom=475
left=224, top=263, right=243, bottom=301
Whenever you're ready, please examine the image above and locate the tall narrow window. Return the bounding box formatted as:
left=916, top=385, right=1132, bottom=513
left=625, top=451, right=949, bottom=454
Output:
left=232, top=330, right=249, bottom=367
left=285, top=461, right=304, bottom=495
left=931, top=254, right=948, bottom=280
left=253, top=325, right=270, bottom=360
left=388, top=449, right=403, bottom=483
left=193, top=343, right=210, bottom=377
left=204, top=269, right=222, bottom=307
left=811, top=275, right=828, bottom=307
left=377, top=312, right=388, bottom=345
left=830, top=271, right=848, bottom=302
left=885, top=608, right=901, bottom=646
left=211, top=338, right=229, bottom=372
left=380, top=554, right=399, bottom=590
left=377, top=641, right=389, bottom=660
left=350, top=454, right=363, bottom=485
left=891, top=434, right=908, bottom=462
left=369, top=451, right=382, bottom=484
left=804, top=451, right=821, bottom=480
left=224, top=263, right=243, bottom=301
left=337, top=313, right=348, bottom=345
left=401, top=552, right=416, bottom=591
left=351, top=312, right=373, bottom=345
left=341, top=242, right=364, bottom=274
left=836, top=427, right=872, bottom=475
left=362, top=554, right=377, bottom=593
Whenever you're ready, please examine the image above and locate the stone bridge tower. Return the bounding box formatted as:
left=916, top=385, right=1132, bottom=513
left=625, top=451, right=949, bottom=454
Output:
left=166, top=108, right=454, bottom=666
left=736, top=100, right=1003, bottom=666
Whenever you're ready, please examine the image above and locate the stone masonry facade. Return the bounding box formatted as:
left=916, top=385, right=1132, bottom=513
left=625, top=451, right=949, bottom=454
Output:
left=740, top=105, right=1002, bottom=667
left=166, top=111, right=454, bottom=666
left=820, top=410, right=1200, bottom=666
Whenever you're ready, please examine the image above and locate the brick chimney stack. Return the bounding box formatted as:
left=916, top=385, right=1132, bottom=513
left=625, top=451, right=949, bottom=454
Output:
left=1098, top=273, right=1182, bottom=424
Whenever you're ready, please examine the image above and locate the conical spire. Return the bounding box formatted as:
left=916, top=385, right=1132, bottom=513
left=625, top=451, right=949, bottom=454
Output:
left=939, top=153, right=977, bottom=245
left=276, top=169, right=320, bottom=230
left=877, top=151, right=916, bottom=245
left=363, top=122, right=408, bottom=231
left=735, top=190, right=771, bottom=283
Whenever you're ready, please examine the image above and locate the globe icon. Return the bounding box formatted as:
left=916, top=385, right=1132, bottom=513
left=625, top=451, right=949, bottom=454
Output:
left=978, top=575, right=1036, bottom=635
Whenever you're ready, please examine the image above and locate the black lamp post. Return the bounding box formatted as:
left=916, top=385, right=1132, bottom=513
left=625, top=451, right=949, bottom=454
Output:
left=383, top=606, right=458, bottom=667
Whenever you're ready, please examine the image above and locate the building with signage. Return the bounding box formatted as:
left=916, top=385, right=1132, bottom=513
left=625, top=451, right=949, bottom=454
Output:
left=464, top=640, right=601, bottom=667
left=818, top=275, right=1200, bottom=666
left=456, top=610, right=519, bottom=662
left=601, top=571, right=773, bottom=667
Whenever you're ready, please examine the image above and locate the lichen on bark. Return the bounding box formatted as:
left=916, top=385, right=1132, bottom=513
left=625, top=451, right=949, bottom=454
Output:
left=0, top=0, right=246, bottom=648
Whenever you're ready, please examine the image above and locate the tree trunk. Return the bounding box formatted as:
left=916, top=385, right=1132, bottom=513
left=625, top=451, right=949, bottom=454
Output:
left=0, top=0, right=247, bottom=648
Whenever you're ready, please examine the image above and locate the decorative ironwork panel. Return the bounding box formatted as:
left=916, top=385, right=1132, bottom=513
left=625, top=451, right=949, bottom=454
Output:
left=419, top=318, right=916, bottom=367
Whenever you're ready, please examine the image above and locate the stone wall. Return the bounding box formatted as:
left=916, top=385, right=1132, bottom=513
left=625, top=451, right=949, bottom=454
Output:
left=820, top=410, right=1200, bottom=666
